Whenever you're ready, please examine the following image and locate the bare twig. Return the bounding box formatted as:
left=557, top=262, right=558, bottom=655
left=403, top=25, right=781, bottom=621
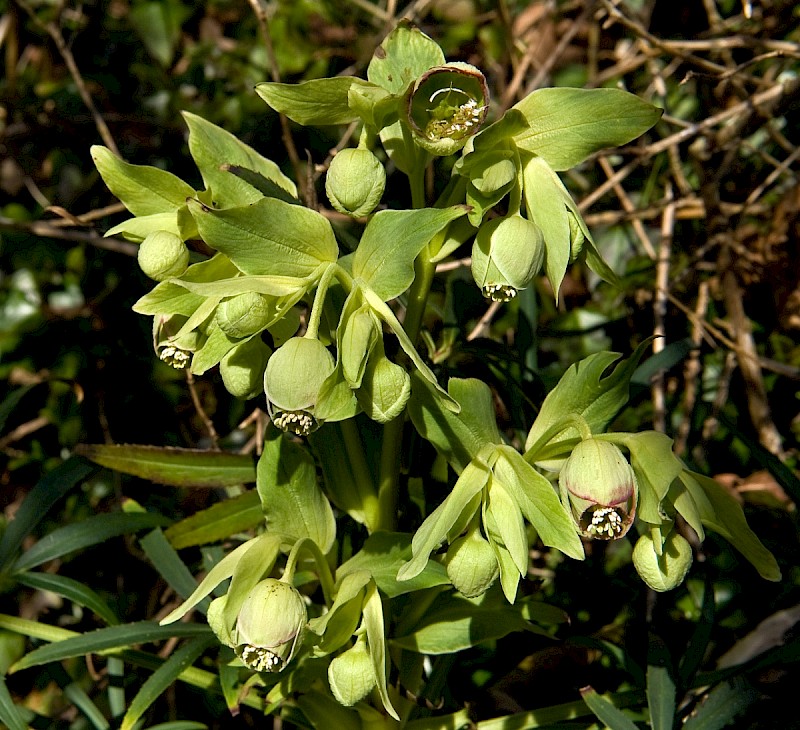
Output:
left=15, top=0, right=119, bottom=154
left=0, top=216, right=138, bottom=255
left=185, top=372, right=219, bottom=448
left=598, top=156, right=655, bottom=259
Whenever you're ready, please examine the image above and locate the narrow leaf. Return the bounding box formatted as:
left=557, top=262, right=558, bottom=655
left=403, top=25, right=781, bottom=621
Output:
left=75, top=444, right=256, bottom=488
left=10, top=622, right=212, bottom=672
left=121, top=636, right=215, bottom=730
left=139, top=529, right=209, bottom=611
left=362, top=582, right=399, bottom=720
left=580, top=686, right=640, bottom=730
left=163, top=490, right=263, bottom=549
left=682, top=677, right=758, bottom=730
left=17, top=572, right=119, bottom=626
left=13, top=512, right=169, bottom=573
left=0, top=674, right=28, bottom=730
left=0, top=456, right=97, bottom=569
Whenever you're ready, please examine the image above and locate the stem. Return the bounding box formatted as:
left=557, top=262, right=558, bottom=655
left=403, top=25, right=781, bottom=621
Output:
left=340, top=418, right=381, bottom=531
left=375, top=159, right=434, bottom=532
left=305, top=263, right=336, bottom=340
left=283, top=538, right=336, bottom=608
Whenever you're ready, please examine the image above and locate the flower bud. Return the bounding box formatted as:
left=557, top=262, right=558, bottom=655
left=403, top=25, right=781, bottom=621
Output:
left=264, top=337, right=335, bottom=436
left=325, top=148, right=386, bottom=217
left=216, top=292, right=275, bottom=339
left=234, top=578, right=307, bottom=672
left=445, top=528, right=499, bottom=598
left=220, top=337, right=271, bottom=399
left=328, top=635, right=376, bottom=706
left=356, top=356, right=411, bottom=424
left=633, top=531, right=693, bottom=592
left=471, top=214, right=545, bottom=302
left=406, top=63, right=489, bottom=156
left=138, top=231, right=189, bottom=281
left=567, top=211, right=585, bottom=263
left=559, top=439, right=636, bottom=540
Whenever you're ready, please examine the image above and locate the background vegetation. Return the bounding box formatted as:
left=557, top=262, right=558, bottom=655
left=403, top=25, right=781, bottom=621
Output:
left=1, top=0, right=799, bottom=727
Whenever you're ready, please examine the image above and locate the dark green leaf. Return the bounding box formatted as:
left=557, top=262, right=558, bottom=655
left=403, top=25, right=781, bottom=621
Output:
left=580, top=686, right=640, bottom=730
left=17, top=572, right=119, bottom=626
left=75, top=444, right=255, bottom=488
left=682, top=677, right=758, bottom=730
left=140, top=529, right=209, bottom=611
left=0, top=674, right=28, bottom=730
left=13, top=512, right=169, bottom=573
left=163, top=491, right=263, bottom=549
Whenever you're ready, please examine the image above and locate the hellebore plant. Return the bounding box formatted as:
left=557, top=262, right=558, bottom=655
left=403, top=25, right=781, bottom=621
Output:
left=87, top=22, right=780, bottom=729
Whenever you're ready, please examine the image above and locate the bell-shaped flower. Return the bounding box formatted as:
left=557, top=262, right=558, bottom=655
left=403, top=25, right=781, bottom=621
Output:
left=559, top=438, right=637, bottom=540
left=264, top=336, right=335, bottom=436
left=232, top=578, right=308, bottom=672
left=632, top=529, right=693, bottom=592
left=215, top=291, right=276, bottom=338
left=405, top=63, right=489, bottom=156
left=219, top=337, right=271, bottom=399
left=471, top=214, right=545, bottom=301
left=152, top=313, right=203, bottom=370
left=445, top=524, right=499, bottom=598
left=325, top=147, right=386, bottom=217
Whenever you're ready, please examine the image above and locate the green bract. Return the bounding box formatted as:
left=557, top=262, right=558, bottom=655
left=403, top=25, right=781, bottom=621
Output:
left=471, top=214, right=545, bottom=301
left=233, top=578, right=307, bottom=672
left=325, top=148, right=386, bottom=217
left=220, top=337, right=271, bottom=399
left=137, top=230, right=189, bottom=281
left=264, top=337, right=336, bottom=436
left=559, top=439, right=637, bottom=540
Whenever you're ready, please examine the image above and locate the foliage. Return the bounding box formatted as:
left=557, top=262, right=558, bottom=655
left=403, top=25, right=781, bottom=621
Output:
left=1, top=1, right=799, bottom=729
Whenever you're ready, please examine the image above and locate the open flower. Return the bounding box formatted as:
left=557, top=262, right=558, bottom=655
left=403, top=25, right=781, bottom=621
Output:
left=233, top=578, right=307, bottom=673
left=405, top=63, right=489, bottom=155
left=559, top=439, right=637, bottom=540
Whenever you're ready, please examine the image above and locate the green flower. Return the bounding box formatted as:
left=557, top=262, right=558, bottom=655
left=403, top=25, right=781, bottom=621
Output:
left=264, top=337, right=336, bottom=436
left=137, top=230, right=189, bottom=281
left=559, top=439, right=637, bottom=540
left=233, top=578, right=308, bottom=672
left=405, top=63, right=489, bottom=155
left=471, top=214, right=545, bottom=301
left=325, top=147, right=386, bottom=217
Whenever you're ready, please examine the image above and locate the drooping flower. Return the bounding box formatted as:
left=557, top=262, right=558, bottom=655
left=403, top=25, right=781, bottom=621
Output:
left=559, top=438, right=637, bottom=540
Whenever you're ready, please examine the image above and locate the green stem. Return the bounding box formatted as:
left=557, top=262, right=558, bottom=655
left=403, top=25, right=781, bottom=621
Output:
left=283, top=537, right=336, bottom=608
left=304, top=263, right=336, bottom=340
left=340, top=418, right=381, bottom=531
left=375, top=159, right=435, bottom=532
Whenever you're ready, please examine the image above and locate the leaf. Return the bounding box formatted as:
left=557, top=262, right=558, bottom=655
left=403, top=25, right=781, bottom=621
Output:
left=580, top=687, right=640, bottom=730
left=367, top=22, right=445, bottom=94
left=680, top=471, right=780, bottom=581
left=10, top=622, right=212, bottom=672
left=407, top=374, right=494, bottom=474
left=159, top=537, right=267, bottom=624
left=183, top=112, right=296, bottom=208
left=255, top=77, right=373, bottom=126
left=17, top=572, right=119, bottom=626
left=494, top=447, right=585, bottom=560
left=392, top=589, right=540, bottom=654
left=0, top=456, right=97, bottom=570
left=129, top=0, right=189, bottom=67
left=524, top=341, right=652, bottom=456
left=121, top=636, right=215, bottom=730
left=682, top=677, right=759, bottom=730
left=337, top=532, right=450, bottom=598
left=362, top=582, right=399, bottom=720
left=189, top=198, right=338, bottom=278
left=140, top=529, right=208, bottom=611
left=397, top=457, right=490, bottom=582
left=13, top=512, right=169, bottom=573
left=352, top=207, right=467, bottom=301
left=164, top=491, right=263, bottom=549
left=75, top=444, right=256, bottom=487
left=646, top=635, right=677, bottom=730
left=91, top=146, right=195, bottom=216
left=513, top=87, right=662, bottom=170
left=256, top=430, right=336, bottom=554
left=0, top=674, right=29, bottom=730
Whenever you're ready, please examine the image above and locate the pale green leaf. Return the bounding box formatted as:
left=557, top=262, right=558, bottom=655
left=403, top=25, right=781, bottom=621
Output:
left=362, top=582, right=399, bottom=720
left=255, top=77, right=374, bottom=125
left=91, top=146, right=195, bottom=216
left=190, top=198, right=338, bottom=277
left=513, top=87, right=662, bottom=170
left=183, top=111, right=296, bottom=208
left=257, top=430, right=336, bottom=554
left=352, top=206, right=467, bottom=301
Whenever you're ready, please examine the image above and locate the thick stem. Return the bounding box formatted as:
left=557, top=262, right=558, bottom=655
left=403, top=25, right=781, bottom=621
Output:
left=340, top=418, right=381, bottom=531
left=283, top=537, right=336, bottom=608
